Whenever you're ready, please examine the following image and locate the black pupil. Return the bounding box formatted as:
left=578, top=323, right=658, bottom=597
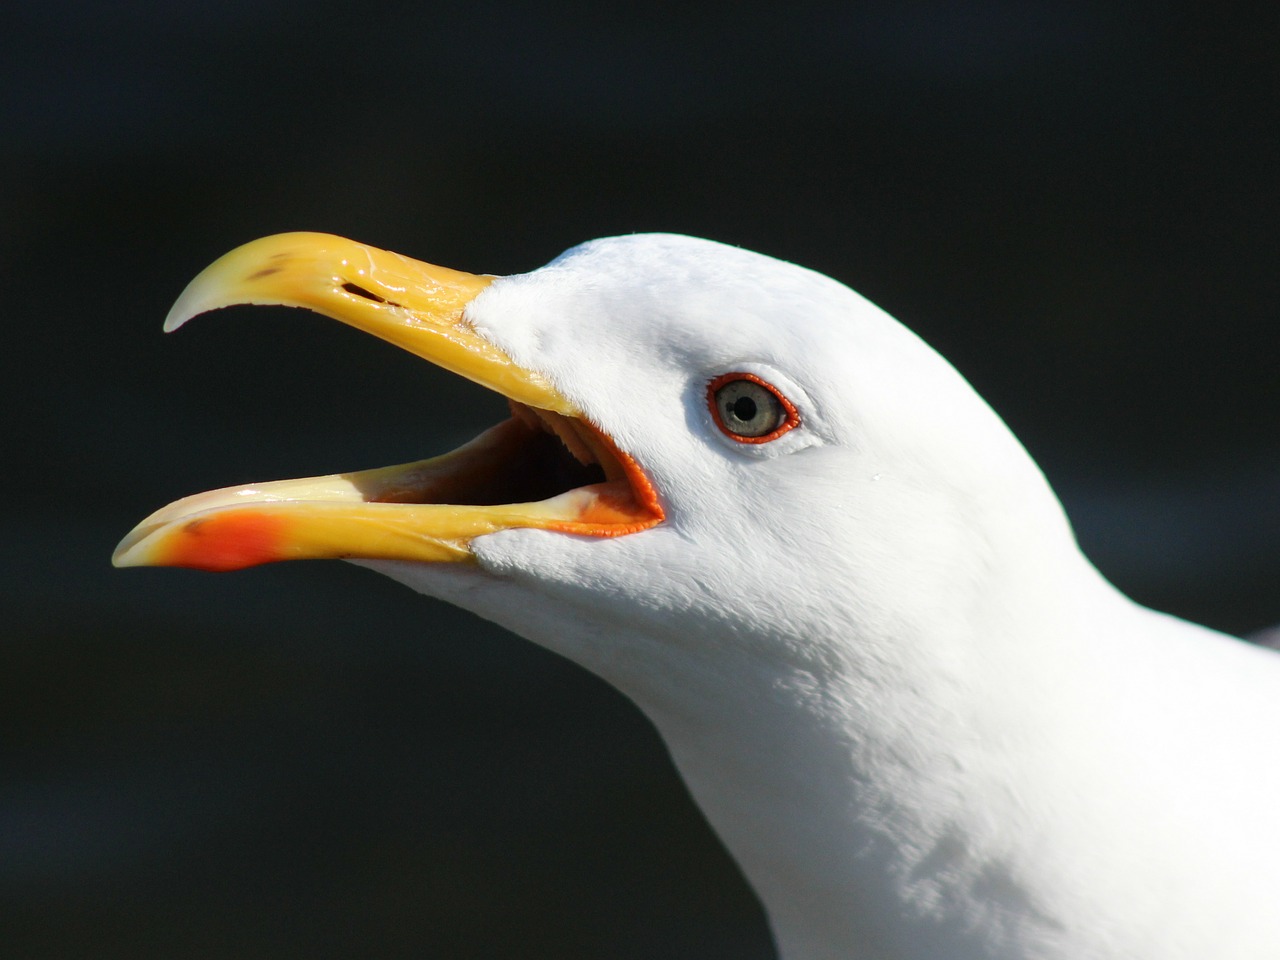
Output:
left=730, top=395, right=758, bottom=422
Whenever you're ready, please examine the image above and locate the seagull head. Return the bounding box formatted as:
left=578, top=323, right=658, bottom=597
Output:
left=115, top=231, right=1070, bottom=684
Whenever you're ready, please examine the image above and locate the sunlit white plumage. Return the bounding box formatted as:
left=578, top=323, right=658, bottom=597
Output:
left=353, top=235, right=1280, bottom=960
left=122, top=231, right=1280, bottom=960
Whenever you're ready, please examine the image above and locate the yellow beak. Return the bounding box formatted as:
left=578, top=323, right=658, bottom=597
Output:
left=113, top=233, right=662, bottom=572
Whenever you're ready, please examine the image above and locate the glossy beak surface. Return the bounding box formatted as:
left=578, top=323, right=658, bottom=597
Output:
left=113, top=233, right=662, bottom=571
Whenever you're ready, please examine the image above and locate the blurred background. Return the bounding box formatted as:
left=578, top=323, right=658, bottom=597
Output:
left=3, top=2, right=1277, bottom=957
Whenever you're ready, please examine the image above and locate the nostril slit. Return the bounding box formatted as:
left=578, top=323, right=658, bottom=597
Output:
left=341, top=282, right=387, bottom=303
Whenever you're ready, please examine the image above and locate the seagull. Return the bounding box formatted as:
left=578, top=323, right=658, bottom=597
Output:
left=116, top=232, right=1280, bottom=960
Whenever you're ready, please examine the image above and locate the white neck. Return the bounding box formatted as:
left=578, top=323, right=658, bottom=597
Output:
left=607, top=537, right=1114, bottom=959
left=572, top=552, right=1279, bottom=960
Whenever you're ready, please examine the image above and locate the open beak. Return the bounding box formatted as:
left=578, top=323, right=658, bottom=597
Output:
left=113, top=232, right=663, bottom=572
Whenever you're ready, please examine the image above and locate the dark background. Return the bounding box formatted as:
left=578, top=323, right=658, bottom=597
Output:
left=3, top=3, right=1277, bottom=958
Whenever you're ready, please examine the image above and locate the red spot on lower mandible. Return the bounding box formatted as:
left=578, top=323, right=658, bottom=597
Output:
left=163, top=511, right=289, bottom=572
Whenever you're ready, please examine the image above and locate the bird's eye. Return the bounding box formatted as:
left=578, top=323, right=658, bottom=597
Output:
left=708, top=373, right=800, bottom=443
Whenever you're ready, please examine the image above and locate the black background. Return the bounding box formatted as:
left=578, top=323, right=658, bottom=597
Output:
left=3, top=3, right=1277, bottom=958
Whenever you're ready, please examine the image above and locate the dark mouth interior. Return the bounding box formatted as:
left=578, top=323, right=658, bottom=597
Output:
left=356, top=405, right=609, bottom=508
left=468, top=420, right=608, bottom=506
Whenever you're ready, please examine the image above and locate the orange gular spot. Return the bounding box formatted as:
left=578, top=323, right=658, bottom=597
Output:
left=160, top=511, right=291, bottom=572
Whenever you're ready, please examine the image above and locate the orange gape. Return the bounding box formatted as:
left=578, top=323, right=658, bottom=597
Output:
left=552, top=483, right=662, bottom=535
left=547, top=426, right=664, bottom=537
left=160, top=511, right=291, bottom=572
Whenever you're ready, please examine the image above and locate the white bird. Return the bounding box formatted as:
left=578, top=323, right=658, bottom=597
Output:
left=116, top=232, right=1280, bottom=960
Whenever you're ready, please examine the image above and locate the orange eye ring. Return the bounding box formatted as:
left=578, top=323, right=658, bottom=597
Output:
left=707, top=372, right=801, bottom=444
